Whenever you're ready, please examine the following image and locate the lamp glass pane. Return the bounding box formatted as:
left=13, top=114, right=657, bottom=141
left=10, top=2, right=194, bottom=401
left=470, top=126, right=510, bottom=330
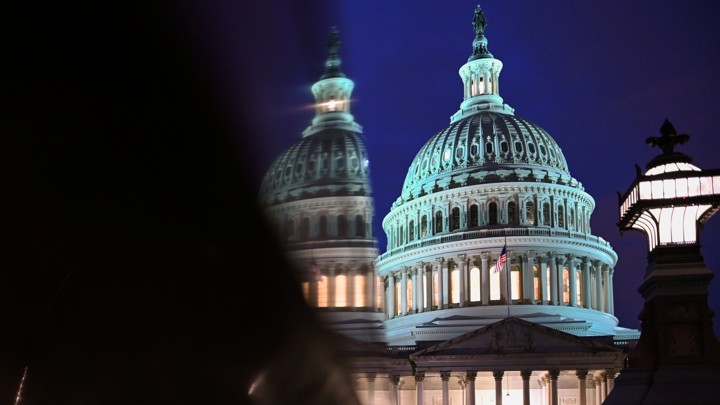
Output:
left=676, top=177, right=688, bottom=197
left=663, top=179, right=676, bottom=199
left=652, top=180, right=664, bottom=199
left=688, top=177, right=700, bottom=197
left=639, top=181, right=651, bottom=199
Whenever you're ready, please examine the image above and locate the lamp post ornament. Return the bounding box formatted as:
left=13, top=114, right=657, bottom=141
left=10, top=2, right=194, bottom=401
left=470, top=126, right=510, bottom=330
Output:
left=616, top=119, right=720, bottom=369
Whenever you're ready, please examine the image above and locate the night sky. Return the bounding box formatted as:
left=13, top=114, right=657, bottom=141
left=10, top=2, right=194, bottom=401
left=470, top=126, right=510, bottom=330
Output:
left=5, top=1, right=720, bottom=403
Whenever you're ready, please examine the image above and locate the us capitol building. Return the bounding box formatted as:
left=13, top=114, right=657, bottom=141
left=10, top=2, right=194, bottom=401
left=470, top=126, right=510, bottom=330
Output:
left=257, top=6, right=640, bottom=405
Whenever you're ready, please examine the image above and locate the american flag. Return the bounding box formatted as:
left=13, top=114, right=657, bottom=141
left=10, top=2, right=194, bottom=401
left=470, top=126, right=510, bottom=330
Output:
left=311, top=259, right=322, bottom=282
left=494, top=243, right=507, bottom=274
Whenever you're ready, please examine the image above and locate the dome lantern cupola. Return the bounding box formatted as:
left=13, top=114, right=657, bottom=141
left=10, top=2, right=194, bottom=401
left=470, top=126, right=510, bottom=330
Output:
left=304, top=27, right=361, bottom=137
left=451, top=4, right=513, bottom=123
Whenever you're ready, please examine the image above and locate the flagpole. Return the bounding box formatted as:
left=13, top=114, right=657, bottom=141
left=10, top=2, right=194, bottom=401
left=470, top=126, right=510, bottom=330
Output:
left=505, top=236, right=510, bottom=318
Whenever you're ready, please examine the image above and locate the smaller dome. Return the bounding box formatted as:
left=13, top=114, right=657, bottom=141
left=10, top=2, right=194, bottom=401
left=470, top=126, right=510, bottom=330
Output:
left=258, top=129, right=372, bottom=207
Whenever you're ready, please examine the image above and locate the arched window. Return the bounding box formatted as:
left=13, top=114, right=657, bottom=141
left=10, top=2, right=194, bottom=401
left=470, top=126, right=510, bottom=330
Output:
left=569, top=207, right=575, bottom=230
left=450, top=207, right=460, bottom=231
left=354, top=274, right=366, bottom=307
left=300, top=217, right=310, bottom=240
left=469, top=204, right=479, bottom=227
left=355, top=215, right=365, bottom=237
left=318, top=215, right=328, bottom=237
left=421, top=215, right=428, bottom=237
left=470, top=267, right=481, bottom=302
left=576, top=270, right=582, bottom=307
left=337, top=215, right=348, bottom=237
left=511, top=265, right=521, bottom=301
left=542, top=202, right=551, bottom=226
left=434, top=211, right=443, bottom=233
left=408, top=220, right=415, bottom=242
left=525, top=201, right=535, bottom=225
left=489, top=202, right=498, bottom=225
left=450, top=265, right=460, bottom=304
left=432, top=271, right=439, bottom=309
left=562, top=268, right=570, bottom=304
left=394, top=278, right=401, bottom=316
left=335, top=274, right=347, bottom=307
left=317, top=274, right=328, bottom=308
left=533, top=265, right=540, bottom=301
left=490, top=263, right=501, bottom=300
left=508, top=201, right=517, bottom=225
left=558, top=205, right=565, bottom=228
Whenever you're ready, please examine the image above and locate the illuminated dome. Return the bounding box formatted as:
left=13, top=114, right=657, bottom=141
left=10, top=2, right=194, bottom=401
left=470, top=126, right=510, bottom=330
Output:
left=258, top=129, right=371, bottom=207
left=399, top=111, right=571, bottom=206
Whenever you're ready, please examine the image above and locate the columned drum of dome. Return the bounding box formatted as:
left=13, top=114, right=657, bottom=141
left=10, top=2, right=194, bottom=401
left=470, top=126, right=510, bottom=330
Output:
left=376, top=5, right=638, bottom=346
left=258, top=27, right=385, bottom=344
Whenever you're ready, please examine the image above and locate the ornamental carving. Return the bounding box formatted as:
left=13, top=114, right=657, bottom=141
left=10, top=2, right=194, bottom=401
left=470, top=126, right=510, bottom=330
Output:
left=668, top=325, right=699, bottom=356
left=490, top=326, right=533, bottom=353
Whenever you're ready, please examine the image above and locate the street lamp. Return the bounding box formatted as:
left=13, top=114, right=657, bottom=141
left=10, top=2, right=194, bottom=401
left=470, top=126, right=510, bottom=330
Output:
left=606, top=119, right=720, bottom=405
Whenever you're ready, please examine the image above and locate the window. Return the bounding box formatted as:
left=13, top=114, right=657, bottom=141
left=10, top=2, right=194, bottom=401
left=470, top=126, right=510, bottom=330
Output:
left=318, top=215, right=327, bottom=237
left=335, top=274, right=347, bottom=307
left=469, top=204, right=479, bottom=227
left=451, top=207, right=460, bottom=231
left=354, top=274, right=366, bottom=307
left=558, top=205, right=565, bottom=228
left=421, top=215, right=428, bottom=237
left=450, top=266, right=460, bottom=304
left=406, top=279, right=413, bottom=313
left=508, top=201, right=517, bottom=225
left=409, top=220, right=415, bottom=241
left=435, top=211, right=443, bottom=233
left=542, top=202, right=551, bottom=226
left=300, top=217, right=310, bottom=240
left=470, top=267, right=481, bottom=302
left=355, top=215, right=365, bottom=237
left=525, top=201, right=535, bottom=225
left=337, top=215, right=348, bottom=237
left=489, top=202, right=498, bottom=225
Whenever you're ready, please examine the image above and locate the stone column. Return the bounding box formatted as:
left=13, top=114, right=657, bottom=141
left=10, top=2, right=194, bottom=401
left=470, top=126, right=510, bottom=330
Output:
left=568, top=255, right=578, bottom=307
left=525, top=253, right=535, bottom=304
left=521, top=370, right=532, bottom=405
left=426, top=264, right=434, bottom=311
left=595, top=262, right=604, bottom=312
left=466, top=371, right=477, bottom=405
left=576, top=369, right=588, bottom=405
left=538, top=255, right=547, bottom=304
left=440, top=371, right=451, bottom=405
left=493, top=371, right=504, bottom=405
left=481, top=253, right=490, bottom=305
left=348, top=266, right=356, bottom=308
left=549, top=253, right=558, bottom=305
left=368, top=263, right=377, bottom=311
left=437, top=257, right=447, bottom=309
left=388, top=273, right=395, bottom=319
left=415, top=371, right=425, bottom=405
left=600, top=372, right=608, bottom=402
left=602, top=266, right=610, bottom=313
left=401, top=267, right=408, bottom=316
left=556, top=255, right=567, bottom=305
left=582, top=258, right=591, bottom=308
left=549, top=369, right=559, bottom=405
left=328, top=265, right=336, bottom=308
left=411, top=267, right=418, bottom=313
left=458, top=254, right=467, bottom=307
left=367, top=373, right=376, bottom=405
left=606, top=369, right=616, bottom=394
left=390, top=375, right=400, bottom=405
left=607, top=268, right=615, bottom=314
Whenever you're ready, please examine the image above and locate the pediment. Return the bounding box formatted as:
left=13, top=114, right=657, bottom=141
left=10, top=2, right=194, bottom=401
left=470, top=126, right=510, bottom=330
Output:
left=411, top=317, right=621, bottom=358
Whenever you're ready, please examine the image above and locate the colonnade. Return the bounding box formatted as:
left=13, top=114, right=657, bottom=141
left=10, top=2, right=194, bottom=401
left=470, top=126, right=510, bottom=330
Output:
left=302, top=262, right=380, bottom=310
left=360, top=369, right=617, bottom=405
left=384, top=251, right=614, bottom=318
